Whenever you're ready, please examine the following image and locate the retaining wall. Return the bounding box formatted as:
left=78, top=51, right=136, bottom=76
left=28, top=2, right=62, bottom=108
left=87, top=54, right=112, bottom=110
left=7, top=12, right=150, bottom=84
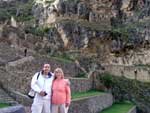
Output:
left=0, top=105, right=25, bottom=113
left=69, top=93, right=113, bottom=113
left=104, top=65, right=150, bottom=82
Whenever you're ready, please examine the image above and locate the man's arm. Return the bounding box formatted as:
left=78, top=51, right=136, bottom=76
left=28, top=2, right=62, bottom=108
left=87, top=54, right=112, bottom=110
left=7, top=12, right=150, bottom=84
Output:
left=31, top=73, right=42, bottom=93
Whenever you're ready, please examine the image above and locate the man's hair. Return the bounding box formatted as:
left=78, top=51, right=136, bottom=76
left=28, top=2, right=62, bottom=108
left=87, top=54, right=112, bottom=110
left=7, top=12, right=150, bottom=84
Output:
left=43, top=63, right=51, bottom=68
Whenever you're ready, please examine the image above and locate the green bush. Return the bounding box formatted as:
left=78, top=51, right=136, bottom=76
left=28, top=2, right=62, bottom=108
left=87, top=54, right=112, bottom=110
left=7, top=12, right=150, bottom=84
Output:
left=99, top=73, right=114, bottom=88
left=25, top=26, right=53, bottom=36
left=76, top=72, right=87, bottom=78
left=99, top=73, right=150, bottom=113
left=0, top=0, right=34, bottom=22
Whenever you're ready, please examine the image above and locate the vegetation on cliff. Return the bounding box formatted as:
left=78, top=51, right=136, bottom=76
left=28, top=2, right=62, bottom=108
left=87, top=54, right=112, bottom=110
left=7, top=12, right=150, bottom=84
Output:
left=99, top=73, right=150, bottom=113
left=0, top=0, right=34, bottom=22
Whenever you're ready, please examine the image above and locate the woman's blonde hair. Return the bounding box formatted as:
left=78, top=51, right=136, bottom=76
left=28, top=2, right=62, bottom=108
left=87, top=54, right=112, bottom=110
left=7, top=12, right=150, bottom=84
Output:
left=54, top=68, right=64, bottom=79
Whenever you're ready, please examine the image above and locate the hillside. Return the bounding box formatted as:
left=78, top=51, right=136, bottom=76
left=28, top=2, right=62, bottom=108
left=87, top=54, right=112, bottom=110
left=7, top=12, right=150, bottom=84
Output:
left=0, top=0, right=150, bottom=113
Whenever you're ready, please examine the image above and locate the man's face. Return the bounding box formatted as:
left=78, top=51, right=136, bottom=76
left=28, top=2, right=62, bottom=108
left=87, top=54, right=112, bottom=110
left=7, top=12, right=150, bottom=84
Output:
left=43, top=64, right=50, bottom=74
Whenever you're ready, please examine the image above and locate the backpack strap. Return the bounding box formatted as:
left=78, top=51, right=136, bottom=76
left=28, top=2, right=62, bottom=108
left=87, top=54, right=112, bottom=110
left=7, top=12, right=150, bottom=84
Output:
left=37, top=72, right=40, bottom=80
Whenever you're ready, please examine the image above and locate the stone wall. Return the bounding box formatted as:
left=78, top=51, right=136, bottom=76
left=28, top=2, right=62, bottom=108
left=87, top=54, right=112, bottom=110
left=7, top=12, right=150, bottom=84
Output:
left=109, top=50, right=150, bottom=66
left=0, top=63, right=93, bottom=104
left=69, top=77, right=93, bottom=93
left=68, top=93, right=113, bottom=113
left=6, top=56, right=78, bottom=78
left=0, top=75, right=93, bottom=105
left=103, top=65, right=150, bottom=82
left=5, top=89, right=32, bottom=105
left=0, top=55, right=79, bottom=95
left=0, top=105, right=25, bottom=113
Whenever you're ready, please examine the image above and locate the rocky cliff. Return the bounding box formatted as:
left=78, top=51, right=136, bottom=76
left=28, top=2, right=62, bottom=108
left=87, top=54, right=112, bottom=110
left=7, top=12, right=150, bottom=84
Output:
left=1, top=0, right=150, bottom=66
left=0, top=0, right=150, bottom=113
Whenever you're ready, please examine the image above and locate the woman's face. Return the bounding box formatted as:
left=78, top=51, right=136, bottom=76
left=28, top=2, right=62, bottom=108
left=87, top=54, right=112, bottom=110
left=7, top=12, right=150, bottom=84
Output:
left=55, top=71, right=62, bottom=79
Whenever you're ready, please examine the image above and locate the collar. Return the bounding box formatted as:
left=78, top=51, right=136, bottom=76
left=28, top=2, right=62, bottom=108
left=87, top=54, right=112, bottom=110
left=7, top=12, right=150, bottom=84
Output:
left=40, top=71, right=52, bottom=78
left=48, top=72, right=52, bottom=78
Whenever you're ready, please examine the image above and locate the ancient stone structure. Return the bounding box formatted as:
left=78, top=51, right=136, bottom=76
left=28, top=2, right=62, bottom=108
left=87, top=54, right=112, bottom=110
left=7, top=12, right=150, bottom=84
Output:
left=103, top=65, right=150, bottom=82
left=1, top=0, right=150, bottom=112
left=69, top=93, right=113, bottom=113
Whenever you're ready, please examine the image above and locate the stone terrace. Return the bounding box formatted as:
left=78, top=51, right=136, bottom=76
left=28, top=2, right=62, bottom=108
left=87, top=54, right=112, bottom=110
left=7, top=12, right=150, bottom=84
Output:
left=0, top=43, right=137, bottom=113
left=0, top=88, right=17, bottom=104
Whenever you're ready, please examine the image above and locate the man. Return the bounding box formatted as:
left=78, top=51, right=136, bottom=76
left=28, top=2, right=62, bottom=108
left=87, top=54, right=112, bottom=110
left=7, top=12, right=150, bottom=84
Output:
left=24, top=48, right=27, bottom=57
left=31, top=64, right=54, bottom=113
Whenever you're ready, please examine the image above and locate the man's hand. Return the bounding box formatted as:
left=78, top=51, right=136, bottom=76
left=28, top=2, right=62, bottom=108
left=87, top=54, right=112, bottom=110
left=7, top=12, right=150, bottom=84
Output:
left=39, top=91, right=46, bottom=96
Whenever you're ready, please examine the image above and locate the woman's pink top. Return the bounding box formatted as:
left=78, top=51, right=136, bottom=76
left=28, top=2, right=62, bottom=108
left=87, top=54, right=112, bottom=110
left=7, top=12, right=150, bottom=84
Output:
left=52, top=79, right=71, bottom=104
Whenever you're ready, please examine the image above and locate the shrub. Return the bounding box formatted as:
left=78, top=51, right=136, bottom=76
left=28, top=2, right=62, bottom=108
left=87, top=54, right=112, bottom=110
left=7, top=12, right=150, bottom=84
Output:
left=98, top=73, right=150, bottom=113
left=76, top=72, right=87, bottom=78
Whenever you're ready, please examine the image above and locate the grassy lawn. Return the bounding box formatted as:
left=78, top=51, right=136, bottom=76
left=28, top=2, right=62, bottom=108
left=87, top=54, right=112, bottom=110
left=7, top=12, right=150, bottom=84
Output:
left=0, top=103, right=11, bottom=108
left=100, top=101, right=135, bottom=113
left=71, top=90, right=104, bottom=100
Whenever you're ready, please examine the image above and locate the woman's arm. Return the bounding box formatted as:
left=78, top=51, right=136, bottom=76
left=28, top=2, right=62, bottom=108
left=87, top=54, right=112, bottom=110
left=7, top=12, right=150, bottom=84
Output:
left=65, top=79, right=71, bottom=106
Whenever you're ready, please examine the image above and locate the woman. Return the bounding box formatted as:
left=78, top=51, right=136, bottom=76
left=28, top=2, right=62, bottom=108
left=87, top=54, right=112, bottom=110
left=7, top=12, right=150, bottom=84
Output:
left=51, top=68, right=71, bottom=113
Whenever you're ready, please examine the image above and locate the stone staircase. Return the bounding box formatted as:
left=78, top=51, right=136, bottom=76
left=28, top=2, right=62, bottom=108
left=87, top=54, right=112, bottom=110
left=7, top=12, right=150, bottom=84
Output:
left=0, top=88, right=17, bottom=104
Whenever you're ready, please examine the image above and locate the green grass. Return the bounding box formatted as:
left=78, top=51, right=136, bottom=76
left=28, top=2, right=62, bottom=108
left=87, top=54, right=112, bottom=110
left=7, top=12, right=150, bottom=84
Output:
left=79, top=20, right=111, bottom=31
left=100, top=101, right=135, bottom=113
left=134, top=64, right=150, bottom=68
left=0, top=103, right=12, bottom=108
left=71, top=90, right=104, bottom=100
left=49, top=56, right=73, bottom=63
left=56, top=18, right=111, bottom=31
left=76, top=72, right=87, bottom=78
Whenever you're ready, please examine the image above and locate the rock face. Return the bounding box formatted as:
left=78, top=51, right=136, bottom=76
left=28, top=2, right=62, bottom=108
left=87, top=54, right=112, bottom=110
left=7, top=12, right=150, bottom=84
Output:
left=33, top=0, right=113, bottom=25
left=0, top=0, right=149, bottom=65
left=0, top=0, right=149, bottom=113
left=30, top=0, right=150, bottom=65
left=1, top=0, right=149, bottom=65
